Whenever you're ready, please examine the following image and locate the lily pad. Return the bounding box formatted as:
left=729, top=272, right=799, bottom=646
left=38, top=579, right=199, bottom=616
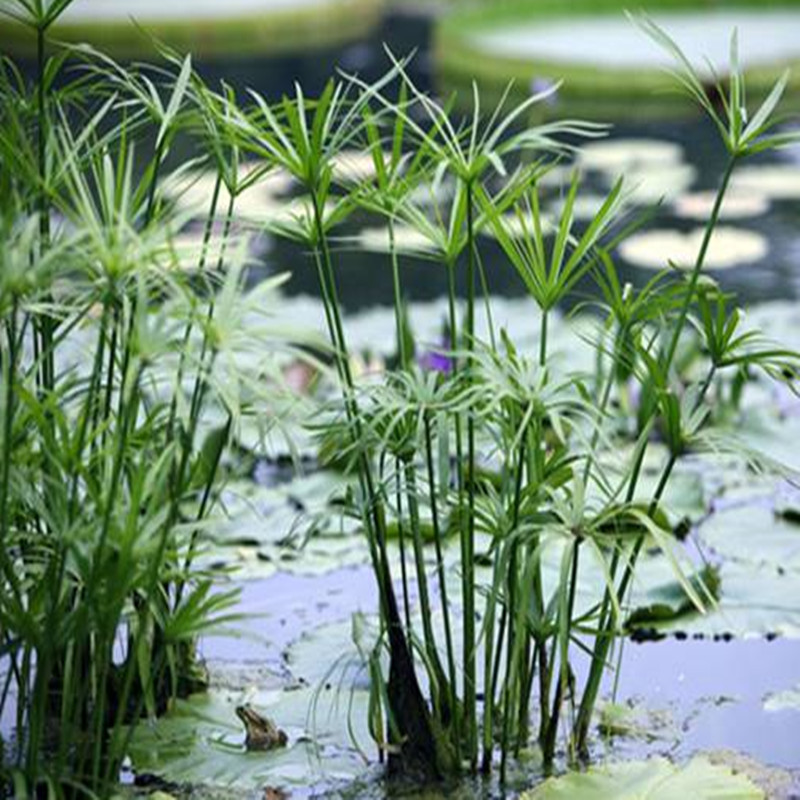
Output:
left=331, top=149, right=388, bottom=184
left=597, top=701, right=675, bottom=743
left=127, top=685, right=373, bottom=790
left=636, top=561, right=800, bottom=639
left=164, top=230, right=267, bottom=271
left=627, top=566, right=720, bottom=631
left=763, top=684, right=800, bottom=712
left=731, top=165, right=800, bottom=201
left=620, top=163, right=698, bottom=205
left=354, top=225, right=436, bottom=255
left=619, top=227, right=768, bottom=271
left=672, top=190, right=770, bottom=221
left=578, top=139, right=684, bottom=172
left=547, top=193, right=615, bottom=222
left=165, top=166, right=294, bottom=220
left=520, top=756, right=763, bottom=799
left=697, top=504, right=800, bottom=573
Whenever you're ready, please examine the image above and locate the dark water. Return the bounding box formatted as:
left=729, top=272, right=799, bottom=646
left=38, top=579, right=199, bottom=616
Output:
left=185, top=12, right=800, bottom=311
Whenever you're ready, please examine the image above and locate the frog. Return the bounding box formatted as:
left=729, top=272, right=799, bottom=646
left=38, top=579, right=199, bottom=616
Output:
left=235, top=703, right=288, bottom=751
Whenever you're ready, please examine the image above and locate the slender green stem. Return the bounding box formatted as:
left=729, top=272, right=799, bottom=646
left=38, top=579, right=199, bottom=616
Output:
left=394, top=459, right=412, bottom=635
left=499, top=429, right=528, bottom=781
left=175, top=413, right=233, bottom=608
left=481, top=553, right=503, bottom=774
left=464, top=179, right=478, bottom=767
left=403, top=460, right=447, bottom=688
left=475, top=248, right=496, bottom=352
left=574, top=156, right=738, bottom=753
left=424, top=412, right=458, bottom=744
left=543, top=539, right=580, bottom=764
left=662, top=159, right=737, bottom=373
left=167, top=171, right=222, bottom=439
left=539, top=309, right=548, bottom=369
left=582, top=321, right=628, bottom=486
left=36, top=24, right=54, bottom=396
left=0, top=301, right=18, bottom=546
left=388, top=218, right=408, bottom=371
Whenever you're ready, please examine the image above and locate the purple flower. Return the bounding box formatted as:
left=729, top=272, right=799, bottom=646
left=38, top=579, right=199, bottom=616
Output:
left=530, top=76, right=559, bottom=106
left=418, top=336, right=452, bottom=374
left=419, top=350, right=452, bottom=374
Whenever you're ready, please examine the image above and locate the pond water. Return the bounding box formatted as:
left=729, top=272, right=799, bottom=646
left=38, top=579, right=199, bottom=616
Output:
left=201, top=568, right=800, bottom=772
left=467, top=11, right=800, bottom=74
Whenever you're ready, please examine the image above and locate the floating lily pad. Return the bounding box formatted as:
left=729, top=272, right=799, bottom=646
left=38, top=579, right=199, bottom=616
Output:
left=165, top=166, right=294, bottom=221
left=672, top=190, right=770, bottom=221
left=481, top=211, right=556, bottom=240
left=637, top=561, right=800, bottom=639
left=331, top=149, right=388, bottom=184
left=127, top=685, right=373, bottom=790
left=164, top=230, right=267, bottom=271
left=763, top=683, right=800, bottom=712
left=731, top=165, right=800, bottom=201
left=354, top=225, right=436, bottom=255
left=520, top=756, right=763, bottom=799
left=704, top=751, right=795, bottom=800
left=597, top=701, right=675, bottom=743
left=619, top=227, right=768, bottom=271
left=627, top=565, right=720, bottom=631
left=619, top=163, right=698, bottom=205
left=697, top=504, right=800, bottom=573
left=286, top=615, right=378, bottom=687
left=547, top=193, right=618, bottom=223
left=578, top=139, right=684, bottom=172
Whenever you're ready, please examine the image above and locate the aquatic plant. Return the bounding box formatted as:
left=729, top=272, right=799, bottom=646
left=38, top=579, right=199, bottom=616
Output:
left=0, top=8, right=305, bottom=795
left=2, top=4, right=799, bottom=794
left=253, top=18, right=799, bottom=781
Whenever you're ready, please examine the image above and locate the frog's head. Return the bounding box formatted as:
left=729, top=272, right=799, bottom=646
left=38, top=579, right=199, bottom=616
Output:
left=235, top=703, right=288, bottom=750
left=235, top=703, right=266, bottom=732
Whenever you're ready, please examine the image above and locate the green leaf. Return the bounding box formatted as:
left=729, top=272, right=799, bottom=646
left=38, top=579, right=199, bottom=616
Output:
left=521, top=756, right=763, bottom=799
left=627, top=566, right=720, bottom=630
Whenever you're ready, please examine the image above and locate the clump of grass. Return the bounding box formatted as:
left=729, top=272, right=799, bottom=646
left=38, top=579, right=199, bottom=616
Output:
left=0, top=5, right=304, bottom=796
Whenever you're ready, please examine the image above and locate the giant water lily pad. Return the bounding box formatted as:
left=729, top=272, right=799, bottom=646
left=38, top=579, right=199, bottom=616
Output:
left=697, top=504, right=800, bottom=573
left=331, top=149, right=388, bottom=184
left=520, top=756, right=763, bottom=799
left=672, top=190, right=770, bottom=221
left=128, top=685, right=374, bottom=790
left=731, top=165, right=800, bottom=201
left=578, top=139, right=684, bottom=172
left=597, top=701, right=676, bottom=743
left=619, top=227, right=768, bottom=271
left=164, top=230, right=268, bottom=272
left=633, top=561, right=800, bottom=638
left=547, top=193, right=620, bottom=223
left=620, top=163, right=698, bottom=205
left=355, top=225, right=436, bottom=255
left=165, top=166, right=294, bottom=220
